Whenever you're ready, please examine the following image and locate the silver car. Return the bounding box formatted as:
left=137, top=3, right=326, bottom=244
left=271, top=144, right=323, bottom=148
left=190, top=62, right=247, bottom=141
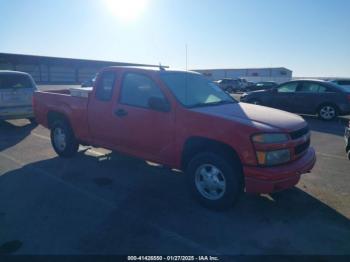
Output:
left=0, top=71, right=37, bottom=121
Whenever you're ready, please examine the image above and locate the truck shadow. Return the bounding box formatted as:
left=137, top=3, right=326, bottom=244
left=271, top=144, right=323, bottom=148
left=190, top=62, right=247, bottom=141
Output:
left=0, top=120, right=37, bottom=152
left=0, top=151, right=349, bottom=255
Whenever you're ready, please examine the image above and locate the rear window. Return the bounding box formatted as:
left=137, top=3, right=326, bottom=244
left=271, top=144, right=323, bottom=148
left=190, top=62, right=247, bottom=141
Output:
left=337, top=80, right=350, bottom=86
left=0, top=74, right=34, bottom=89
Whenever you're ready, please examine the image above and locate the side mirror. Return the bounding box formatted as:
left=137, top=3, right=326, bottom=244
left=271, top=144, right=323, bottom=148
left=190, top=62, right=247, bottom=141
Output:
left=148, top=97, right=170, bottom=112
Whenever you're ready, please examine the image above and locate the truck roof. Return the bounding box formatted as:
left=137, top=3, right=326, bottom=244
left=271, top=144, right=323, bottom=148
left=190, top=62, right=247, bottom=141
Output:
left=103, top=66, right=201, bottom=75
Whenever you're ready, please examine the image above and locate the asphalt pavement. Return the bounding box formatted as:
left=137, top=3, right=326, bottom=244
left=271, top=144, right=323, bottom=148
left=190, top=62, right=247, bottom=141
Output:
left=0, top=115, right=349, bottom=255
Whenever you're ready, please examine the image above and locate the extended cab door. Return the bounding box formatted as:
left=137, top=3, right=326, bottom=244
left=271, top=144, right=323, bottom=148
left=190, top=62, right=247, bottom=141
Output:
left=112, top=72, right=175, bottom=164
left=88, top=70, right=119, bottom=147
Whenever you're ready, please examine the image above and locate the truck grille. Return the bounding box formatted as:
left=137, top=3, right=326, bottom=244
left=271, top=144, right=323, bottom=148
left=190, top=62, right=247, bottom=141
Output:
left=295, top=139, right=310, bottom=155
left=290, top=126, right=309, bottom=140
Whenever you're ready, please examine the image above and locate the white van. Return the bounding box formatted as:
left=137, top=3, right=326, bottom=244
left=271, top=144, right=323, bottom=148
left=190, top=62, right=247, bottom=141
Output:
left=0, top=71, right=37, bottom=121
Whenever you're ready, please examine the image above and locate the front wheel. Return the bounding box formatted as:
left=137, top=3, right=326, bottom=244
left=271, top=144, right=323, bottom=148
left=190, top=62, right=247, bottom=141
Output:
left=186, top=152, right=243, bottom=210
left=50, top=119, right=79, bottom=157
left=318, top=104, right=337, bottom=121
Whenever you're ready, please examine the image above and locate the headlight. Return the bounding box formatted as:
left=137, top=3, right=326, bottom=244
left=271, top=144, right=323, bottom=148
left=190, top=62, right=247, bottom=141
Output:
left=252, top=133, right=289, bottom=144
left=256, top=149, right=291, bottom=166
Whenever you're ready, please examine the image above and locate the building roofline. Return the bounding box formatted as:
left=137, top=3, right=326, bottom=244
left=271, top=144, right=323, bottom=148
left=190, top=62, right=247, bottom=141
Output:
left=0, top=52, right=160, bottom=67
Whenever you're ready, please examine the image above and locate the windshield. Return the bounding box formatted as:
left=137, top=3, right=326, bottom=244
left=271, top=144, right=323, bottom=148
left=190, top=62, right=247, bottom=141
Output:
left=160, top=72, right=236, bottom=108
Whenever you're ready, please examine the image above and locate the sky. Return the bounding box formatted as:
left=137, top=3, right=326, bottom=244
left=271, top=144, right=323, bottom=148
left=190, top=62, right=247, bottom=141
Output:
left=0, top=0, right=349, bottom=77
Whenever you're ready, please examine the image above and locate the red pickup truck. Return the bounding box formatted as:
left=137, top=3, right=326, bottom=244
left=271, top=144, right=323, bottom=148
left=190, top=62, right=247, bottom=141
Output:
left=33, top=66, right=316, bottom=209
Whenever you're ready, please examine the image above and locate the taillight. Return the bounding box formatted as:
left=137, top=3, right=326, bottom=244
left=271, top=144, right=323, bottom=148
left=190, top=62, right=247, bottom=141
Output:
left=347, top=94, right=350, bottom=102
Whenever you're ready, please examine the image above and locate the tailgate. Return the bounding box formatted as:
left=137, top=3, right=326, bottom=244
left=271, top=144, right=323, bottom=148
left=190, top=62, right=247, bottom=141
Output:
left=0, top=88, right=34, bottom=108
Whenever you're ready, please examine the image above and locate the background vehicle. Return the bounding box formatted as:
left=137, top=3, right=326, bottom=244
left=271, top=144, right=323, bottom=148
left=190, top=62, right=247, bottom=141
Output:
left=215, top=78, right=243, bottom=93
left=0, top=70, right=37, bottom=122
left=245, top=81, right=278, bottom=92
left=330, top=79, right=350, bottom=90
left=345, top=120, right=350, bottom=160
left=33, top=67, right=316, bottom=209
left=240, top=80, right=350, bottom=121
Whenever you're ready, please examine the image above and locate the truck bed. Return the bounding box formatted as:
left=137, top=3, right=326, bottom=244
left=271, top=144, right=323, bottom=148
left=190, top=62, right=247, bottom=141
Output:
left=33, top=88, right=92, bottom=143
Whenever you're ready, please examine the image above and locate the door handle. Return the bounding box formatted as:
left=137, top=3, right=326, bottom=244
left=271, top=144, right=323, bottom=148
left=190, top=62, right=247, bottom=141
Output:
left=114, top=108, right=128, bottom=117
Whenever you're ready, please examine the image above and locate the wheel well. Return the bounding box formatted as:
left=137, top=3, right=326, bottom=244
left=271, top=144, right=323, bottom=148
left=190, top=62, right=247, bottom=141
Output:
left=181, top=137, right=242, bottom=171
left=47, top=111, right=69, bottom=129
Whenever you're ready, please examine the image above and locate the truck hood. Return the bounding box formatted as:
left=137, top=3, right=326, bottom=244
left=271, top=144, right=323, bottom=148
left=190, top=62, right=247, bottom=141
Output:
left=190, top=102, right=306, bottom=132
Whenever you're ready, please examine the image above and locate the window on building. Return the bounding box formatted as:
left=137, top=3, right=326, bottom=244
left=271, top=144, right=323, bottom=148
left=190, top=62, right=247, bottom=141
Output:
left=280, top=70, right=287, bottom=76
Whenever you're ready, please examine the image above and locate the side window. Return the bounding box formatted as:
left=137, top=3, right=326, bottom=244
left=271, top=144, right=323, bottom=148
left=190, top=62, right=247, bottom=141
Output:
left=95, top=71, right=117, bottom=101
left=318, top=85, right=328, bottom=93
left=277, top=82, right=298, bottom=93
left=297, top=82, right=320, bottom=93
left=120, top=73, right=165, bottom=108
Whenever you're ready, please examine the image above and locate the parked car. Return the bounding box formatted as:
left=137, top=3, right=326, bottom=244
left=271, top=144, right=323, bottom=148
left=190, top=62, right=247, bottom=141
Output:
left=215, top=78, right=243, bottom=93
left=33, top=67, right=316, bottom=209
left=345, top=120, right=350, bottom=160
left=0, top=70, right=37, bottom=122
left=240, top=80, right=350, bottom=121
left=245, top=81, right=278, bottom=92
left=330, top=79, right=350, bottom=90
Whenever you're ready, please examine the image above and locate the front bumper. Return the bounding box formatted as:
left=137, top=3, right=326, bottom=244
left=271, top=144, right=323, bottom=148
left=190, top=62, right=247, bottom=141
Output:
left=244, top=147, right=316, bottom=193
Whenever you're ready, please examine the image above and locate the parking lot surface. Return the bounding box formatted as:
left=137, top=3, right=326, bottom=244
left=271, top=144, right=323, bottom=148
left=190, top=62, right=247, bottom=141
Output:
left=1, top=115, right=350, bottom=255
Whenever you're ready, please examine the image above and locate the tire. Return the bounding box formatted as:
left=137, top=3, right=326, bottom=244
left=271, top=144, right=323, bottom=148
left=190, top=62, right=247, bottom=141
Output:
left=347, top=150, right=350, bottom=161
left=186, top=152, right=243, bottom=210
left=50, top=119, right=79, bottom=157
left=318, top=104, right=337, bottom=121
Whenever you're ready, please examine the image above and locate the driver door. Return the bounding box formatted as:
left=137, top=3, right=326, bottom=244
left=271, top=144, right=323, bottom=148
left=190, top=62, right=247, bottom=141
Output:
left=113, top=72, right=176, bottom=163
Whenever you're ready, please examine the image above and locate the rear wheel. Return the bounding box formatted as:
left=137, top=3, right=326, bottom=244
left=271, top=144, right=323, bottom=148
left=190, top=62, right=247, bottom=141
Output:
left=50, top=119, right=79, bottom=157
left=186, top=152, right=243, bottom=210
left=318, top=104, right=337, bottom=121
